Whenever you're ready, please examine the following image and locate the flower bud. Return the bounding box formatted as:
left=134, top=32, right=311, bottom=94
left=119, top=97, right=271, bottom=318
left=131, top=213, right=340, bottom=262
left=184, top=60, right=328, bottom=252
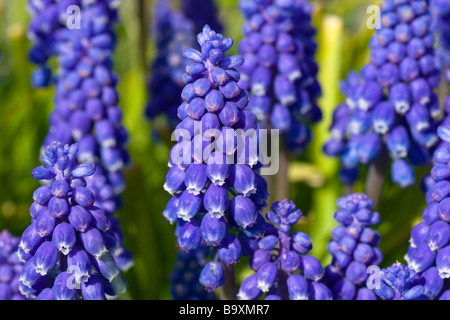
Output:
left=230, top=195, right=257, bottom=229
left=33, top=242, right=58, bottom=276
left=199, top=261, right=225, bottom=292
left=287, top=274, right=309, bottom=300
left=53, top=272, right=78, bottom=300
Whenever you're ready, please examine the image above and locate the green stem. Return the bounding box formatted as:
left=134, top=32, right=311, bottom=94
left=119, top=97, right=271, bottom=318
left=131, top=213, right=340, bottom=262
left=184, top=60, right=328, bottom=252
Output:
left=264, top=120, right=276, bottom=212
left=365, top=142, right=389, bottom=209
left=309, top=15, right=344, bottom=261
left=275, top=146, right=290, bottom=201
left=343, top=184, right=354, bottom=195
left=219, top=263, right=237, bottom=300
left=277, top=230, right=290, bottom=300
left=137, top=0, right=149, bottom=72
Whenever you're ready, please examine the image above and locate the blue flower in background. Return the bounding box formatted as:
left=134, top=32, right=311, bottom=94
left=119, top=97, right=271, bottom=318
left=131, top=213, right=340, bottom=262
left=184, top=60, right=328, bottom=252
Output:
left=170, top=246, right=217, bottom=300
left=27, top=0, right=133, bottom=272
left=431, top=0, right=450, bottom=85
left=18, top=142, right=126, bottom=300
left=237, top=0, right=322, bottom=154
left=324, top=0, right=447, bottom=188
left=238, top=198, right=332, bottom=300
left=145, top=0, right=197, bottom=129
left=146, top=0, right=224, bottom=131
left=0, top=231, right=27, bottom=300
left=27, top=0, right=62, bottom=88
left=324, top=193, right=383, bottom=300
left=181, top=0, right=223, bottom=35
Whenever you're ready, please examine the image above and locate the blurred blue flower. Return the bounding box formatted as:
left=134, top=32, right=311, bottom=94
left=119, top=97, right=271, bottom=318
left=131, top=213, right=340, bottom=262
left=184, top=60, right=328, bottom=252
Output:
left=28, top=0, right=133, bottom=272
left=325, top=193, right=382, bottom=300
left=0, top=231, right=27, bottom=300
left=325, top=0, right=445, bottom=188
left=170, top=246, right=217, bottom=300
left=237, top=0, right=322, bottom=154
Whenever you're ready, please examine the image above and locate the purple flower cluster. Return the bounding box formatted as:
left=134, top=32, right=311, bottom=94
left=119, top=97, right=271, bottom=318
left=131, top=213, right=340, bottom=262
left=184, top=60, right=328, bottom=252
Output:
left=18, top=142, right=126, bottom=300
left=237, top=0, right=322, bottom=154
left=170, top=246, right=217, bottom=300
left=431, top=0, right=450, bottom=85
left=163, top=25, right=269, bottom=291
left=404, top=126, right=450, bottom=298
left=237, top=199, right=331, bottom=300
left=325, top=193, right=383, bottom=300
left=27, top=0, right=120, bottom=87
left=145, top=0, right=196, bottom=128
left=29, top=0, right=133, bottom=272
left=324, top=0, right=446, bottom=188
left=0, top=231, right=26, bottom=300
left=374, top=262, right=447, bottom=300
left=374, top=262, right=418, bottom=300
left=27, top=0, right=63, bottom=87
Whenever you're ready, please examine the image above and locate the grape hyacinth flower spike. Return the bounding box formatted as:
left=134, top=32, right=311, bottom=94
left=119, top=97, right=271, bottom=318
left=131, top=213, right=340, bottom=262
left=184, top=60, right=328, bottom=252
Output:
left=28, top=0, right=133, bottom=272
left=324, top=0, right=445, bottom=189
left=237, top=0, right=322, bottom=154
left=403, top=126, right=450, bottom=299
left=238, top=199, right=332, bottom=300
left=163, top=25, right=269, bottom=293
left=18, top=142, right=126, bottom=300
left=325, top=193, right=383, bottom=300
left=431, top=0, right=450, bottom=86
left=44, top=0, right=129, bottom=182
left=27, top=0, right=62, bottom=88
left=0, top=231, right=27, bottom=300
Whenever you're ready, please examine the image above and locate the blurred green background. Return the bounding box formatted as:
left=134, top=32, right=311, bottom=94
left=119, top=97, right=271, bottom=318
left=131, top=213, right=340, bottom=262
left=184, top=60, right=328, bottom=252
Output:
left=0, top=0, right=428, bottom=299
